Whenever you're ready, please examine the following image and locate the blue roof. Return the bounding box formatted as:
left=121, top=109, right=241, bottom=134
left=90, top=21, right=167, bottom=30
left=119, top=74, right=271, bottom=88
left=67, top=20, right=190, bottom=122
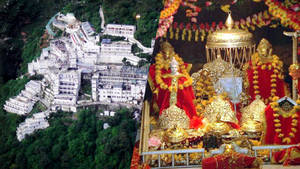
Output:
left=101, top=39, right=111, bottom=44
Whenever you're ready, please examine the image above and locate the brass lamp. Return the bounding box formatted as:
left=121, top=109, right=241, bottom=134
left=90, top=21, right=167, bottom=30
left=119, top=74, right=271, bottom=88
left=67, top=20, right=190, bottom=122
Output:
left=206, top=12, right=255, bottom=69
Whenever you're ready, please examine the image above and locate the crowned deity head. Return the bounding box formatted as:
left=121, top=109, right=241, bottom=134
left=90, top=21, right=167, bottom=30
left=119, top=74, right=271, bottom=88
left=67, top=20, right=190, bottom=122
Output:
left=170, top=57, right=179, bottom=75
left=257, top=38, right=273, bottom=59
left=160, top=41, right=175, bottom=59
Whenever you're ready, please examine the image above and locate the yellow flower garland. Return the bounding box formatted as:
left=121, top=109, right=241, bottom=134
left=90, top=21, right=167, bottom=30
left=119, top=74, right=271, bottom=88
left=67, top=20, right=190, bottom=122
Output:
left=160, top=0, right=182, bottom=19
left=265, top=0, right=300, bottom=30
left=155, top=52, right=193, bottom=92
left=194, top=72, right=216, bottom=115
left=270, top=97, right=300, bottom=144
left=252, top=53, right=283, bottom=104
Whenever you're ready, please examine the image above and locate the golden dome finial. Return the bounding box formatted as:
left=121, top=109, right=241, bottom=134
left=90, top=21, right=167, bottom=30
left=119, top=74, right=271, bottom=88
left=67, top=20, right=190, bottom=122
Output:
left=225, top=12, right=234, bottom=30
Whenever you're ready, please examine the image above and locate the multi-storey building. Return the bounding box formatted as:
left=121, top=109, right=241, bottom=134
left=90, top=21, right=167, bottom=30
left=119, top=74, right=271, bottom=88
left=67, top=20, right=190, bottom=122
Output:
left=53, top=71, right=81, bottom=112
left=99, top=41, right=141, bottom=65
left=4, top=80, right=41, bottom=115
left=92, top=66, right=147, bottom=105
left=16, top=111, right=50, bottom=141
left=104, top=24, right=136, bottom=38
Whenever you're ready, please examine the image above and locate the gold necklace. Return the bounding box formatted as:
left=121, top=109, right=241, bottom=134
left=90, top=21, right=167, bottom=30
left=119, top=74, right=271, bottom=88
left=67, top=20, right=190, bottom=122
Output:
left=270, top=97, right=300, bottom=144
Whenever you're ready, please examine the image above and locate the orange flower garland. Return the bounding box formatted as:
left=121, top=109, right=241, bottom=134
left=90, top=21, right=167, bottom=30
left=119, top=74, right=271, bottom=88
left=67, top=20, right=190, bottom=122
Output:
left=194, top=72, right=215, bottom=115
left=154, top=52, right=193, bottom=92
left=270, top=97, right=300, bottom=144
left=252, top=53, right=283, bottom=104
left=265, top=0, right=300, bottom=30
left=160, top=0, right=182, bottom=19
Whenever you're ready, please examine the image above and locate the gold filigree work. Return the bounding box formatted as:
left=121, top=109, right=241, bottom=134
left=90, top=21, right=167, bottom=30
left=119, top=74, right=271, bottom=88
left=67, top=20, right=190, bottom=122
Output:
left=206, top=12, right=255, bottom=68
left=204, top=95, right=238, bottom=124
left=202, top=57, right=243, bottom=84
left=158, top=104, right=190, bottom=129
left=241, top=96, right=266, bottom=132
left=241, top=96, right=266, bottom=123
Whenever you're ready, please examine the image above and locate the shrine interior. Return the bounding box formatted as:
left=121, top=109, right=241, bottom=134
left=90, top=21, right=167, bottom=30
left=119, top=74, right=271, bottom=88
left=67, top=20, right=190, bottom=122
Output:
left=135, top=0, right=300, bottom=168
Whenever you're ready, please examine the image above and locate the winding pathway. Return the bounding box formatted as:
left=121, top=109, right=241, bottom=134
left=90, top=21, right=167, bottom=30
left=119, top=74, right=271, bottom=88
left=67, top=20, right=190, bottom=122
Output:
left=99, top=6, right=105, bottom=30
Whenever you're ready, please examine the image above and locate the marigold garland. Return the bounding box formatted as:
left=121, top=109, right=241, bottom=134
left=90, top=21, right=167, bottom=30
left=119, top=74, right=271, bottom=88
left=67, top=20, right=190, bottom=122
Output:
left=252, top=53, right=283, bottom=104
left=156, top=0, right=299, bottom=39
left=264, top=0, right=300, bottom=30
left=270, top=97, right=300, bottom=144
left=160, top=0, right=182, bottom=19
left=194, top=72, right=216, bottom=115
left=154, top=52, right=193, bottom=92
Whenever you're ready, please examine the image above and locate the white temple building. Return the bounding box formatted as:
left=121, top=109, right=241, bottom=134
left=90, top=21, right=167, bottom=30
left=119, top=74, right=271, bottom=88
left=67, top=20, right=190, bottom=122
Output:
left=92, top=66, right=147, bottom=105
left=99, top=41, right=141, bottom=65
left=16, top=111, right=50, bottom=141
left=53, top=71, right=81, bottom=112
left=17, top=13, right=149, bottom=114
left=4, top=12, right=151, bottom=142
left=104, top=24, right=136, bottom=38
left=4, top=80, right=42, bottom=115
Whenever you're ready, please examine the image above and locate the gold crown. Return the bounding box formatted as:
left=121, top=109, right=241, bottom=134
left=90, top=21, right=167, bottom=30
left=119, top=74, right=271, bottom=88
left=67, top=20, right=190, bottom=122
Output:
left=160, top=41, right=174, bottom=53
left=257, top=38, right=272, bottom=51
left=158, top=105, right=190, bottom=129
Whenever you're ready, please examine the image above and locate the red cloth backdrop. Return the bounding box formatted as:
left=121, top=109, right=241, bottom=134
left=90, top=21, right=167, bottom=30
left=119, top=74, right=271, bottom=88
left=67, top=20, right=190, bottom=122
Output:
left=202, top=152, right=259, bottom=169
left=246, top=61, right=286, bottom=104
left=148, top=64, right=198, bottom=120
left=264, top=105, right=300, bottom=145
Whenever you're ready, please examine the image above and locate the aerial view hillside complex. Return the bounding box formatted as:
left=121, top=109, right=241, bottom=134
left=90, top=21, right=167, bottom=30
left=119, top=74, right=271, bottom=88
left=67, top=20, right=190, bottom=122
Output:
left=2, top=0, right=299, bottom=169
left=0, top=0, right=161, bottom=168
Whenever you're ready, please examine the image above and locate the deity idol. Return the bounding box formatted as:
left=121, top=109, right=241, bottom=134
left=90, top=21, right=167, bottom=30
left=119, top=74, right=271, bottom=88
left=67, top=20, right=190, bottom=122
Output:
left=263, top=97, right=300, bottom=145
left=243, top=38, right=286, bottom=105
left=148, top=41, right=202, bottom=129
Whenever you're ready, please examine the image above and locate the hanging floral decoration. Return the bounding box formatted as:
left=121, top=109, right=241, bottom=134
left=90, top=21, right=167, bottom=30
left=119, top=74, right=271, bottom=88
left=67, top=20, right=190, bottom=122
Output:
left=166, top=10, right=272, bottom=42
left=182, top=0, right=202, bottom=23
left=156, top=0, right=182, bottom=38
left=156, top=0, right=299, bottom=39
left=160, top=0, right=182, bottom=19
left=181, top=0, right=248, bottom=23
left=264, top=0, right=300, bottom=30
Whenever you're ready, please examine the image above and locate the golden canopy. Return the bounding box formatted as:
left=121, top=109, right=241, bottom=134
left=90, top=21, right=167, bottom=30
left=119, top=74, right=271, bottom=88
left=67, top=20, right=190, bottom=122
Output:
left=206, top=12, right=255, bottom=68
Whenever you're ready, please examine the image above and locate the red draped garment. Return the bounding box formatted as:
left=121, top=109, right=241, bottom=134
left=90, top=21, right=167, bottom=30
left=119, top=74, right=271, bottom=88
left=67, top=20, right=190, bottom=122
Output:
left=148, top=63, right=201, bottom=128
left=246, top=61, right=286, bottom=104
left=264, top=105, right=300, bottom=145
